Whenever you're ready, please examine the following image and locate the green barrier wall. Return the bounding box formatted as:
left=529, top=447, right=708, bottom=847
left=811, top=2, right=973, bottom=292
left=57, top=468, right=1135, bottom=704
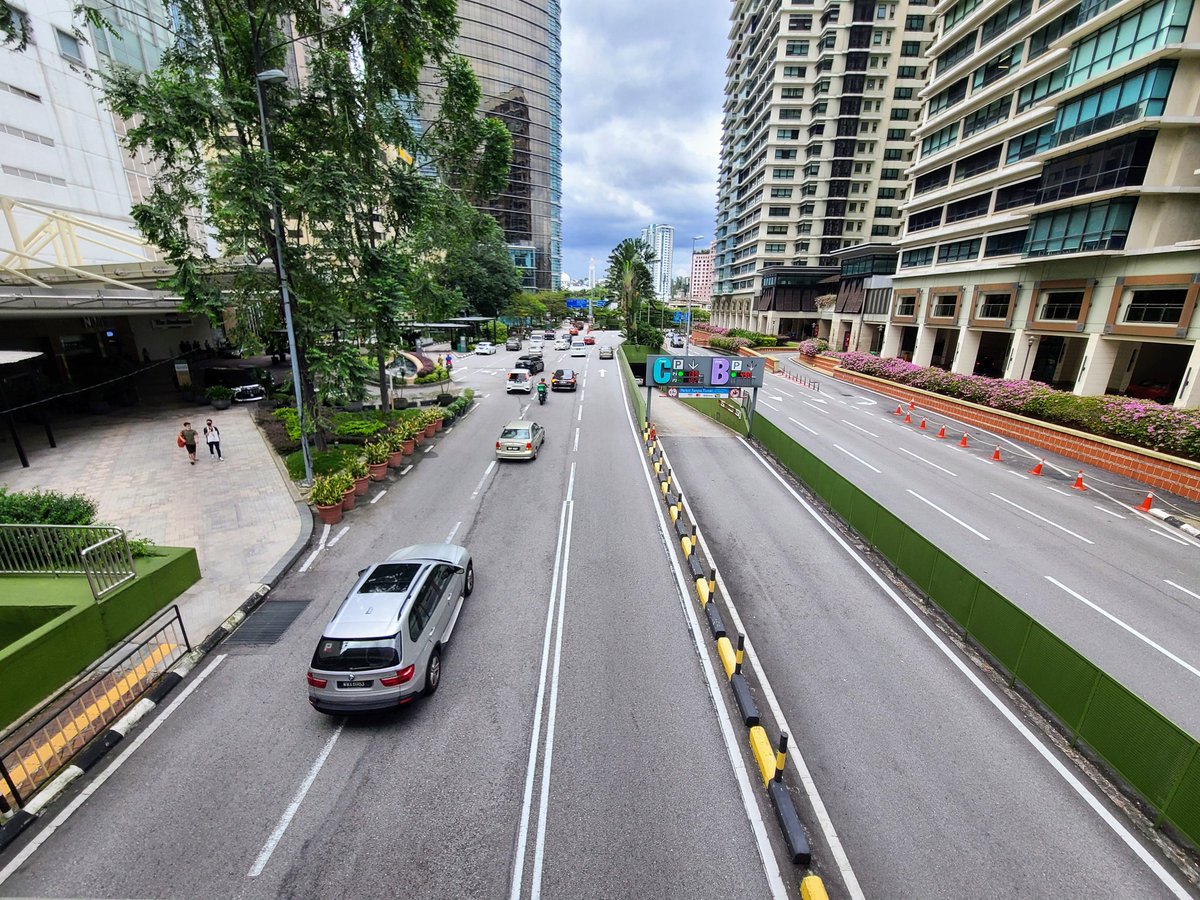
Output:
left=680, top=398, right=750, bottom=436
left=750, top=414, right=1200, bottom=850
left=618, top=346, right=646, bottom=424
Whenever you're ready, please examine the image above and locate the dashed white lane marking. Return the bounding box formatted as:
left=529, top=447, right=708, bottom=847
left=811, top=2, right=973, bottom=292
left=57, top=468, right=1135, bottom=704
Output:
left=573, top=427, right=580, bottom=452
left=802, top=400, right=829, bottom=415
left=989, top=493, right=1094, bottom=545
left=248, top=722, right=345, bottom=877
left=1048, top=486, right=1071, bottom=497
left=1150, top=529, right=1190, bottom=546
left=472, top=461, right=496, bottom=498
left=1009, top=470, right=1030, bottom=480
left=1165, top=580, right=1200, bottom=602
left=1046, top=576, right=1200, bottom=681
left=327, top=525, right=350, bottom=547
left=834, top=443, right=881, bottom=474
left=840, top=418, right=878, bottom=438
left=400, top=464, right=413, bottom=476
left=760, top=401, right=780, bottom=412
left=298, top=523, right=331, bottom=573
left=775, top=387, right=794, bottom=398
left=446, top=520, right=461, bottom=543
left=907, top=489, right=989, bottom=541
left=898, top=446, right=957, bottom=477
left=788, top=416, right=819, bottom=437
left=423, top=444, right=436, bottom=454
left=370, top=489, right=387, bottom=504
left=577, top=405, right=583, bottom=422
left=1094, top=506, right=1126, bottom=519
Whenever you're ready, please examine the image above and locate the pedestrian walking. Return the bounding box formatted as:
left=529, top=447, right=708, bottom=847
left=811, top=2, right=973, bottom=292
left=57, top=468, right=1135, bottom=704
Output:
left=179, top=421, right=198, bottom=465
left=203, top=418, right=223, bottom=461
left=436, top=354, right=444, bottom=368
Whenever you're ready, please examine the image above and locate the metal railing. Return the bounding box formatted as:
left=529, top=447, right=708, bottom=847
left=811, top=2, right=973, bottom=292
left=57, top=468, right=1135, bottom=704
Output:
left=0, top=606, right=190, bottom=813
left=0, top=524, right=135, bottom=600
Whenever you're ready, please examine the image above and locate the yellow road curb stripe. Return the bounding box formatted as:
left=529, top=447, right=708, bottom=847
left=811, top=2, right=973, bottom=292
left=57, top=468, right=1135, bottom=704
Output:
left=716, top=636, right=736, bottom=680
left=800, top=876, right=829, bottom=900
left=748, top=725, right=777, bottom=785
left=696, top=577, right=710, bottom=606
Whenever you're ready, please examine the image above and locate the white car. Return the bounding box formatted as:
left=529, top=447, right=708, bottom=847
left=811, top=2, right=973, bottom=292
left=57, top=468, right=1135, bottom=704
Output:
left=474, top=342, right=497, bottom=355
left=570, top=340, right=587, bottom=357
left=555, top=338, right=570, bottom=351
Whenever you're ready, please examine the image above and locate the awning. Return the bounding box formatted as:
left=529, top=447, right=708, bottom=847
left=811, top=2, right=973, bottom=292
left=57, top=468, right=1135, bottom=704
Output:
left=0, top=350, right=44, bottom=365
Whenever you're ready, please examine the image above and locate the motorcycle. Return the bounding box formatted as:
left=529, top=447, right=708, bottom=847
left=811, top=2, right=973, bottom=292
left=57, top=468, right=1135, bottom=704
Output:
left=537, top=388, right=547, bottom=405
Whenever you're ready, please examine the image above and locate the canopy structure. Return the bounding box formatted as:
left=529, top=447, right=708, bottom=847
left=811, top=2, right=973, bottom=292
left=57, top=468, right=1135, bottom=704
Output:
left=0, top=350, right=43, bottom=365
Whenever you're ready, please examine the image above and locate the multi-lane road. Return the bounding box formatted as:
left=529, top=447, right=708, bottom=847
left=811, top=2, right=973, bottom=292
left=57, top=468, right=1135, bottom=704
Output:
left=2, top=333, right=1197, bottom=898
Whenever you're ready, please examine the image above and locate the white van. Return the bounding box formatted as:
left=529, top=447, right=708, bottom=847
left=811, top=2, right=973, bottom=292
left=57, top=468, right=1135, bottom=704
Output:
left=506, top=369, right=532, bottom=393
left=570, top=339, right=587, bottom=357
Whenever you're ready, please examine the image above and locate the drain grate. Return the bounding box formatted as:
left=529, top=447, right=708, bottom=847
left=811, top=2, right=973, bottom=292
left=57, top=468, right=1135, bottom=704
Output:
left=225, top=600, right=311, bottom=645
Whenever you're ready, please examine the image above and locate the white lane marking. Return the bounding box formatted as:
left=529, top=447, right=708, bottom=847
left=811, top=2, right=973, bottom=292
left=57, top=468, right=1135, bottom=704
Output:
left=0, top=655, right=229, bottom=887
left=510, top=466, right=575, bottom=900
left=317, top=523, right=330, bottom=547
left=1046, top=576, right=1200, bottom=681
left=1048, top=486, right=1071, bottom=497
left=1009, top=470, right=1030, bottom=480
left=768, top=395, right=785, bottom=402
left=775, top=387, right=794, bottom=398
left=1150, top=529, right=1190, bottom=546
left=601, top=369, right=607, bottom=378
left=1165, top=580, right=1200, bottom=602
left=788, top=416, right=819, bottom=436
left=620, top=387, right=789, bottom=899
left=400, top=465, right=413, bottom=476
left=297, top=548, right=321, bottom=574
left=897, top=446, right=957, bottom=477
left=327, top=526, right=350, bottom=547
left=989, top=493, right=1094, bottom=545
left=577, top=405, right=583, bottom=422
left=907, top=489, right=989, bottom=541
left=761, top=400, right=781, bottom=412
left=249, top=723, right=345, bottom=877
left=446, top=520, right=461, bottom=544
left=1094, top=506, right=1126, bottom=520
left=806, top=395, right=828, bottom=404
left=529, top=497, right=575, bottom=900
left=472, top=461, right=497, bottom=498
left=423, top=444, right=436, bottom=454
left=841, top=418, right=878, bottom=438
left=738, top=440, right=1191, bottom=900
left=834, top=444, right=881, bottom=474
left=370, top=489, right=387, bottom=504
left=802, top=400, right=829, bottom=415
left=573, top=427, right=580, bottom=452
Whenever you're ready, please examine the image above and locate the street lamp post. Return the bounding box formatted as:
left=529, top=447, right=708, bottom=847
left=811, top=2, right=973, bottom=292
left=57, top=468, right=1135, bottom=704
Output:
left=684, top=235, right=704, bottom=355
left=255, top=68, right=312, bottom=484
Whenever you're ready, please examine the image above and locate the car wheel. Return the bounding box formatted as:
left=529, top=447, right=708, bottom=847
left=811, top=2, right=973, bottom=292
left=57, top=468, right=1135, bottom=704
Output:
left=424, top=648, right=441, bottom=696
left=464, top=561, right=474, bottom=597
left=532, top=445, right=539, bottom=460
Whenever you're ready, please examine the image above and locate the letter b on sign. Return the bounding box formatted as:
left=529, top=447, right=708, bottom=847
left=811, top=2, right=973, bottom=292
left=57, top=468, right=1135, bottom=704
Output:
left=710, top=357, right=730, bottom=386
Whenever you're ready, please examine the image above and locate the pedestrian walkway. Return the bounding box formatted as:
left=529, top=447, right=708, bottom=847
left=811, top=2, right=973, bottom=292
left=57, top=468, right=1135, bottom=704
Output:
left=0, top=400, right=304, bottom=643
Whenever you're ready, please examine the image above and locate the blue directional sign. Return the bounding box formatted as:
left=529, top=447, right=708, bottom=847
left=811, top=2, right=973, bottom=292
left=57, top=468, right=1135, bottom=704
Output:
left=673, top=311, right=683, bottom=324
left=565, top=297, right=589, bottom=309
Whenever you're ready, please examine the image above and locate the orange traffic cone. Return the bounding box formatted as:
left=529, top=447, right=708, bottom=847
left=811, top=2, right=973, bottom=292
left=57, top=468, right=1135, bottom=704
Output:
left=904, top=411, right=912, bottom=424
left=919, top=418, right=927, bottom=430
left=936, top=425, right=946, bottom=439
left=894, top=405, right=903, bottom=416
left=909, top=400, right=916, bottom=411
left=959, top=432, right=969, bottom=448
left=992, top=446, right=1002, bottom=461
left=1029, top=459, right=1044, bottom=476
left=1136, top=492, right=1153, bottom=512
left=1072, top=470, right=1087, bottom=491
left=649, top=425, right=657, bottom=441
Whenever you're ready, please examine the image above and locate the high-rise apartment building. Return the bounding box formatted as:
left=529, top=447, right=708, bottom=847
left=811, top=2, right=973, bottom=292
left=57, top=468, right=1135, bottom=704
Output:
left=641, top=223, right=675, bottom=301
left=690, top=247, right=715, bottom=305
left=712, top=0, right=935, bottom=336
left=890, top=0, right=1200, bottom=406
left=453, top=1, right=562, bottom=291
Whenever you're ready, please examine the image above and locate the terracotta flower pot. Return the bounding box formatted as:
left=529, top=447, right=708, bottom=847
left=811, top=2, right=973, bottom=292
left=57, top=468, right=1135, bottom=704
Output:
left=413, top=431, right=424, bottom=446
left=368, top=462, right=389, bottom=482
left=354, top=476, right=369, bottom=496
left=388, top=449, right=404, bottom=468
left=316, top=503, right=343, bottom=525
left=424, top=423, right=436, bottom=438
left=433, top=418, right=443, bottom=432
left=341, top=487, right=356, bottom=510
left=401, top=438, right=415, bottom=456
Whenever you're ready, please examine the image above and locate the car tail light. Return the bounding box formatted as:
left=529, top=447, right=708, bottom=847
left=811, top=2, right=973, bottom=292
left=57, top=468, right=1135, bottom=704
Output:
left=306, top=672, right=327, bottom=688
left=525, top=442, right=532, bottom=450
left=380, top=665, right=415, bottom=687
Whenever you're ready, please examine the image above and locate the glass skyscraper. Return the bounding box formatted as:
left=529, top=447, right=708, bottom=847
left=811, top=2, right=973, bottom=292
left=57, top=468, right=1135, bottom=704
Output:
left=454, top=1, right=562, bottom=291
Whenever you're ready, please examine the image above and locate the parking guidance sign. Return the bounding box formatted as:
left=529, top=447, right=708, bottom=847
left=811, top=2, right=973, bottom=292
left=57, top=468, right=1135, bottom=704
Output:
left=647, top=355, right=765, bottom=388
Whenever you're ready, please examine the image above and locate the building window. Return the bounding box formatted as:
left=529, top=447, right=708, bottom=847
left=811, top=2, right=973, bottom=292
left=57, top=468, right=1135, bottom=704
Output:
left=894, top=87, right=914, bottom=100
left=784, top=65, right=806, bottom=76
left=905, top=14, right=926, bottom=29
left=931, top=293, right=959, bottom=317
left=985, top=230, right=1027, bottom=257
left=1018, top=66, right=1068, bottom=112
left=895, top=294, right=919, bottom=315
left=771, top=187, right=794, bottom=197
left=1038, top=289, right=1085, bottom=320
left=897, top=65, right=918, bottom=78
left=929, top=79, right=968, bottom=116
left=1023, top=198, right=1137, bottom=256
left=775, top=149, right=799, bottom=159
left=787, top=40, right=810, bottom=55
left=1067, top=0, right=1190, bottom=86
left=773, top=168, right=796, bottom=178
left=871, top=225, right=895, bottom=236
left=955, top=145, right=1001, bottom=180
left=973, top=44, right=1023, bottom=92
left=877, top=187, right=898, bottom=199
left=765, top=243, right=787, bottom=253
left=962, top=95, right=1012, bottom=138
left=946, top=194, right=990, bottom=223
left=1006, top=124, right=1053, bottom=163
left=977, top=293, right=1012, bottom=318
left=890, top=107, right=913, bottom=120
left=778, top=129, right=801, bottom=139
left=6, top=5, right=32, bottom=45
left=944, top=0, right=984, bottom=29
left=937, top=239, right=981, bottom=263
left=883, top=147, right=905, bottom=160
left=1052, top=63, right=1175, bottom=147
left=1037, top=133, right=1155, bottom=204
left=768, top=206, right=791, bottom=216
left=908, top=207, right=943, bottom=231
left=937, top=34, right=976, bottom=74
left=1123, top=288, right=1187, bottom=324
left=779, top=109, right=806, bottom=120
left=1029, top=7, right=1081, bottom=59
left=55, top=28, right=84, bottom=63
left=921, top=123, right=959, bottom=157
left=799, top=202, right=816, bottom=214
left=980, top=0, right=1032, bottom=46
left=900, top=40, right=923, bottom=57
left=781, top=87, right=805, bottom=98
left=876, top=206, right=898, bottom=217
left=900, top=248, right=934, bottom=268
left=994, top=178, right=1039, bottom=210
left=767, top=224, right=790, bottom=234
left=886, top=128, right=909, bottom=140
left=790, top=14, right=813, bottom=29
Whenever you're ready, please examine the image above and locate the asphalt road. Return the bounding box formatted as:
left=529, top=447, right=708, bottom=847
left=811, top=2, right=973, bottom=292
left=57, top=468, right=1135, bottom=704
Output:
left=660, top=344, right=1200, bottom=738
left=0, top=332, right=780, bottom=899
left=652, top=397, right=1196, bottom=899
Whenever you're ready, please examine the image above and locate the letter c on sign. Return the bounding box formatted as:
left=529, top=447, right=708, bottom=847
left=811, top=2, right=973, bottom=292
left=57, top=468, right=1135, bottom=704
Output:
left=710, top=357, right=730, bottom=385
left=652, top=357, right=672, bottom=385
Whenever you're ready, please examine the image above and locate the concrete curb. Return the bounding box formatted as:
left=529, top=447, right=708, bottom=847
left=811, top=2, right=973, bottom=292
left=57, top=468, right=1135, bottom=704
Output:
left=0, top=502, right=317, bottom=854
left=1147, top=507, right=1200, bottom=538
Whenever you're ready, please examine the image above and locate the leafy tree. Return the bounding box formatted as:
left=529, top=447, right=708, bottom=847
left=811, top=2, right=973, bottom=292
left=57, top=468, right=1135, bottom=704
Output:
left=604, top=237, right=656, bottom=343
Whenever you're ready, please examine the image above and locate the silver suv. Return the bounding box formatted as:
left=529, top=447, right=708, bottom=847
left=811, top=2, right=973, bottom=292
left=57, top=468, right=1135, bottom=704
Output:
left=307, top=543, right=474, bottom=714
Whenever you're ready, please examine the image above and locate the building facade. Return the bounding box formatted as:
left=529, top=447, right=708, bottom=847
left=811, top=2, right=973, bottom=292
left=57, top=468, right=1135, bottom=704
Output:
left=640, top=223, right=675, bottom=301
left=712, top=0, right=935, bottom=336
left=454, top=0, right=563, bottom=291
left=690, top=246, right=715, bottom=305
left=891, top=0, right=1200, bottom=406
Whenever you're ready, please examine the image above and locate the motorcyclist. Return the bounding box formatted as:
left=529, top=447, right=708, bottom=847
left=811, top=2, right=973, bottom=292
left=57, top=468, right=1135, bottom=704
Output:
left=536, top=377, right=548, bottom=404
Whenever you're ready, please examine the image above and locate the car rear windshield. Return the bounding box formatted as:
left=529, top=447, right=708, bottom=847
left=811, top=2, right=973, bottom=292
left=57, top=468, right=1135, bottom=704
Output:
left=312, top=638, right=400, bottom=671
left=554, top=370, right=574, bottom=378
left=359, top=563, right=420, bottom=594
left=501, top=427, right=531, bottom=439
left=508, top=372, right=527, bottom=380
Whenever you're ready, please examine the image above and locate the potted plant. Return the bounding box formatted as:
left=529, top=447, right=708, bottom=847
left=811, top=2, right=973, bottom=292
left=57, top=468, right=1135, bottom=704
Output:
left=206, top=385, right=234, bottom=409
left=347, top=456, right=369, bottom=495
left=363, top=440, right=390, bottom=481
left=422, top=410, right=438, bottom=438
left=336, top=469, right=357, bottom=510
left=384, top=428, right=406, bottom=468
left=310, top=474, right=345, bottom=525
left=411, top=416, right=425, bottom=446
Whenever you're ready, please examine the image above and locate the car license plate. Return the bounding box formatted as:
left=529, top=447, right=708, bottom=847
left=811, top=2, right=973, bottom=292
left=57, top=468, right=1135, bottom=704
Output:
left=507, top=444, right=522, bottom=451
left=337, top=679, right=372, bottom=689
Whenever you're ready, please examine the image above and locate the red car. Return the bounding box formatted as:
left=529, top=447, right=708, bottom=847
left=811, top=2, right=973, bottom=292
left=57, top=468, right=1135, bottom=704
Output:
left=569, top=327, right=579, bottom=335
left=583, top=335, right=595, bottom=345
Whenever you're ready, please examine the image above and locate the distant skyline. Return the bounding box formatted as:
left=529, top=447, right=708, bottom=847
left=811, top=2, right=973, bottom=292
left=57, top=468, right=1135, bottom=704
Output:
left=559, top=0, right=727, bottom=283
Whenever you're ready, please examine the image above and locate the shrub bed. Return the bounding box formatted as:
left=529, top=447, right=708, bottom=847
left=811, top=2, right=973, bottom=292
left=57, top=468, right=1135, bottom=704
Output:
left=836, top=351, right=1200, bottom=462
left=709, top=336, right=752, bottom=352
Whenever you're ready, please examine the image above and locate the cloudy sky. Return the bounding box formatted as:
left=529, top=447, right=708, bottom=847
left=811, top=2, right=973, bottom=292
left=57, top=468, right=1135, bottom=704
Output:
left=560, top=0, right=730, bottom=283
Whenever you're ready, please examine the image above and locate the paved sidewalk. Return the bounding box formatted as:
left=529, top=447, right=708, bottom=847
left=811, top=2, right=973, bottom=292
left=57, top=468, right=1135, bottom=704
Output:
left=0, top=401, right=305, bottom=643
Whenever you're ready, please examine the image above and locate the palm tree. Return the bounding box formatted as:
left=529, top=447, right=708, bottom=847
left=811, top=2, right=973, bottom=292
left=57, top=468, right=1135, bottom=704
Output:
left=604, top=238, right=656, bottom=338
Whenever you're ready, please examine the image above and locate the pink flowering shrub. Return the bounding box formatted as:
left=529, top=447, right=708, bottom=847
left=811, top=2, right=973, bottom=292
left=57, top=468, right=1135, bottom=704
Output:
left=837, top=352, right=1200, bottom=462
left=797, top=338, right=829, bottom=357
left=694, top=323, right=728, bottom=336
